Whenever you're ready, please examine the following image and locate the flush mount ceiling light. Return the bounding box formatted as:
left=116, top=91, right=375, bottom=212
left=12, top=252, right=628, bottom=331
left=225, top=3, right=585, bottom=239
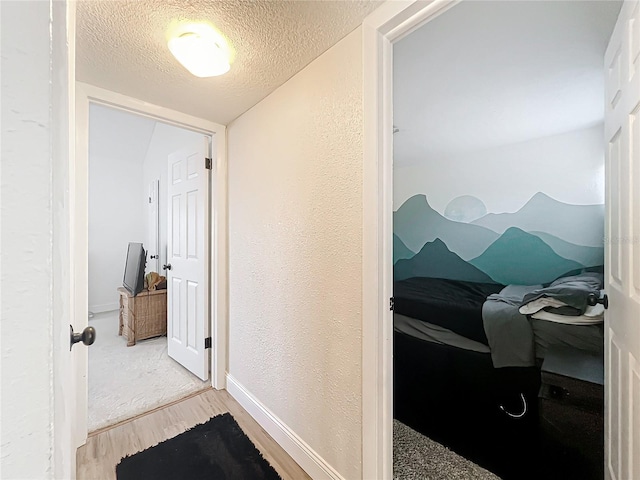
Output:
left=168, top=23, right=231, bottom=78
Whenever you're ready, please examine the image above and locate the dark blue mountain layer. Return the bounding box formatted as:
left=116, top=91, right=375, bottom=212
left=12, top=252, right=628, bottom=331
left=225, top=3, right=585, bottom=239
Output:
left=394, top=238, right=496, bottom=283
left=470, top=227, right=583, bottom=285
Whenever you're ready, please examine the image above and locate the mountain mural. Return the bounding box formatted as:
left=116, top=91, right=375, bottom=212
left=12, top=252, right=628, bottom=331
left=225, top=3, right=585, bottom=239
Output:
left=393, top=234, right=415, bottom=264
left=470, top=192, right=604, bottom=248
left=393, top=192, right=604, bottom=286
left=395, top=238, right=496, bottom=283
left=394, top=194, right=499, bottom=260
left=530, top=231, right=604, bottom=268
left=470, top=227, right=583, bottom=285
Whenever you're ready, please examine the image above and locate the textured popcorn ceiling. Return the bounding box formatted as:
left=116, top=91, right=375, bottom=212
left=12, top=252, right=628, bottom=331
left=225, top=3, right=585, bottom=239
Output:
left=76, top=0, right=380, bottom=125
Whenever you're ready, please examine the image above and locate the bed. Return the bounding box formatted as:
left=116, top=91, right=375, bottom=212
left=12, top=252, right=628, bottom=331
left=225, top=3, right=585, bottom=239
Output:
left=392, top=274, right=604, bottom=479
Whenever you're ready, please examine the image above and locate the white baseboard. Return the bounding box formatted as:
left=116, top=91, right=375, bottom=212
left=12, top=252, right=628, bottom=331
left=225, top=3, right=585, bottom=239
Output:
left=226, top=374, right=345, bottom=480
left=88, top=302, right=119, bottom=314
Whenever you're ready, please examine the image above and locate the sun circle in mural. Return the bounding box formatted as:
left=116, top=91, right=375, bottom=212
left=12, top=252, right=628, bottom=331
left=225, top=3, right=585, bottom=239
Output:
left=444, top=195, right=487, bottom=223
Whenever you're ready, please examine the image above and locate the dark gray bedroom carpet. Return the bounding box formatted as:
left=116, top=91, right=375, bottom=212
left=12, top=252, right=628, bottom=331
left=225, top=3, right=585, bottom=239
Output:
left=393, top=420, right=501, bottom=480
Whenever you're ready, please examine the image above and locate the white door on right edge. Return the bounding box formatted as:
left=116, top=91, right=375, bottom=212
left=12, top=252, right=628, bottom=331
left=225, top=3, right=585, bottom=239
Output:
left=604, top=1, right=640, bottom=478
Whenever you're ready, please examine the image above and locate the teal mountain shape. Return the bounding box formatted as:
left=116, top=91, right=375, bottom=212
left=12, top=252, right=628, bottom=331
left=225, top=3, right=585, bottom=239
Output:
left=471, top=192, right=604, bottom=248
left=395, top=238, right=496, bottom=283
left=393, top=234, right=415, bottom=264
left=470, top=227, right=583, bottom=285
left=530, top=231, right=604, bottom=268
left=394, top=195, right=499, bottom=260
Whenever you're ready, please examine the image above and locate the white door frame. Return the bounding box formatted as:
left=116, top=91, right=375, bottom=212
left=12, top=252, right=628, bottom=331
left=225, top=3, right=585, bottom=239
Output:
left=361, top=1, right=461, bottom=478
left=74, top=82, right=228, bottom=445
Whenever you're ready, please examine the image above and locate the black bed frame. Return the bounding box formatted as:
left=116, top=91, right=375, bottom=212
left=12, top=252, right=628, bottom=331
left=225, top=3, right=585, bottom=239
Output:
left=394, top=330, right=601, bottom=480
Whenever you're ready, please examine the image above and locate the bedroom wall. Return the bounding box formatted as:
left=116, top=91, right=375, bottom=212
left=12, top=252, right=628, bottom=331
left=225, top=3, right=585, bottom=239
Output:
left=392, top=1, right=609, bottom=287
left=141, top=122, right=205, bottom=274
left=393, top=124, right=606, bottom=286
left=88, top=105, right=154, bottom=312
left=393, top=137, right=605, bottom=286
left=227, top=28, right=363, bottom=479
left=394, top=125, right=605, bottom=215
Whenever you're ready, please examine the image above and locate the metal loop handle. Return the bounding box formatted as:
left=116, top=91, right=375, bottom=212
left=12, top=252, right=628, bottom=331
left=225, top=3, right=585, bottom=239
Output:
left=499, top=393, right=527, bottom=419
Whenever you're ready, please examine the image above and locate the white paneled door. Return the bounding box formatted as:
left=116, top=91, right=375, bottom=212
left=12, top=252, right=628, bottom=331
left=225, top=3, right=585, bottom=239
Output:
left=166, top=138, right=210, bottom=381
left=604, top=1, right=640, bottom=479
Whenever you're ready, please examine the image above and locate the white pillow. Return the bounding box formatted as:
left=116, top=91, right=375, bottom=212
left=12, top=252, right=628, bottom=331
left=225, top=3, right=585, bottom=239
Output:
left=530, top=304, right=605, bottom=325
left=519, top=297, right=568, bottom=315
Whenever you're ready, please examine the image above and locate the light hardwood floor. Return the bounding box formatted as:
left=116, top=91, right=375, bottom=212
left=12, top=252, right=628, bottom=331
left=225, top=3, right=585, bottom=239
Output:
left=77, top=388, right=311, bottom=480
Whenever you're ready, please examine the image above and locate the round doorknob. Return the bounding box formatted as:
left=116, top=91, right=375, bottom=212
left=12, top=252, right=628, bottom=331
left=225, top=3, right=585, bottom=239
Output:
left=587, top=292, right=609, bottom=309
left=163, top=264, right=172, bottom=271
left=70, top=325, right=96, bottom=350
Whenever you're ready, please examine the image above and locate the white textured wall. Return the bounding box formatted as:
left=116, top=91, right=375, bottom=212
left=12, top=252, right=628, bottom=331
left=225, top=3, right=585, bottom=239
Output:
left=227, top=28, right=363, bottom=479
left=0, top=1, right=55, bottom=477
left=394, top=124, right=605, bottom=213
left=88, top=106, right=153, bottom=312
left=142, top=123, right=205, bottom=273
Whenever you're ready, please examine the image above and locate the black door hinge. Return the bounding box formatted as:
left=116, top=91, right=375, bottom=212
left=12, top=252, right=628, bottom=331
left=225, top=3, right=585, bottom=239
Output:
left=390, top=297, right=394, bottom=311
left=205, top=337, right=212, bottom=349
left=205, top=158, right=212, bottom=170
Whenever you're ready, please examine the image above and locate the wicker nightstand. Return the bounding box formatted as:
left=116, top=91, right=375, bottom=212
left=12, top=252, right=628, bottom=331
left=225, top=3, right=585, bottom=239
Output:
left=117, top=287, right=167, bottom=346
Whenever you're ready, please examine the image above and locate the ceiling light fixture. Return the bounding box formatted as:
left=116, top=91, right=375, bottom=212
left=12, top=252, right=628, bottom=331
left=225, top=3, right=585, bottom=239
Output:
left=168, top=23, right=231, bottom=78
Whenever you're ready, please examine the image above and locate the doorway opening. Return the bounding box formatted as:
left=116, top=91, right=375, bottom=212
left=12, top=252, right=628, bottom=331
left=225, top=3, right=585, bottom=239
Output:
left=390, top=2, right=615, bottom=479
left=73, top=83, right=228, bottom=444
left=86, top=103, right=212, bottom=432
left=361, top=1, right=637, bottom=479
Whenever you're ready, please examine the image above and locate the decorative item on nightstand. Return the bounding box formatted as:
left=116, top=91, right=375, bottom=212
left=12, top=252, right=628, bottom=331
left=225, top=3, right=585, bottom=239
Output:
left=145, top=271, right=166, bottom=291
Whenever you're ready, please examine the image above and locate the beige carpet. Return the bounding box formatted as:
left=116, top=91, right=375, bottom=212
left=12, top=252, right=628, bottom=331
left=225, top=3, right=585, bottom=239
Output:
left=393, top=420, right=501, bottom=479
left=88, top=311, right=209, bottom=432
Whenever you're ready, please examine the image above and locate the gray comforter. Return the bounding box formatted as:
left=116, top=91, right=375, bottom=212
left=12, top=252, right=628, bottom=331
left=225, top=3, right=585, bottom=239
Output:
left=483, top=272, right=605, bottom=367
left=522, top=272, right=604, bottom=314
left=482, top=284, right=541, bottom=368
